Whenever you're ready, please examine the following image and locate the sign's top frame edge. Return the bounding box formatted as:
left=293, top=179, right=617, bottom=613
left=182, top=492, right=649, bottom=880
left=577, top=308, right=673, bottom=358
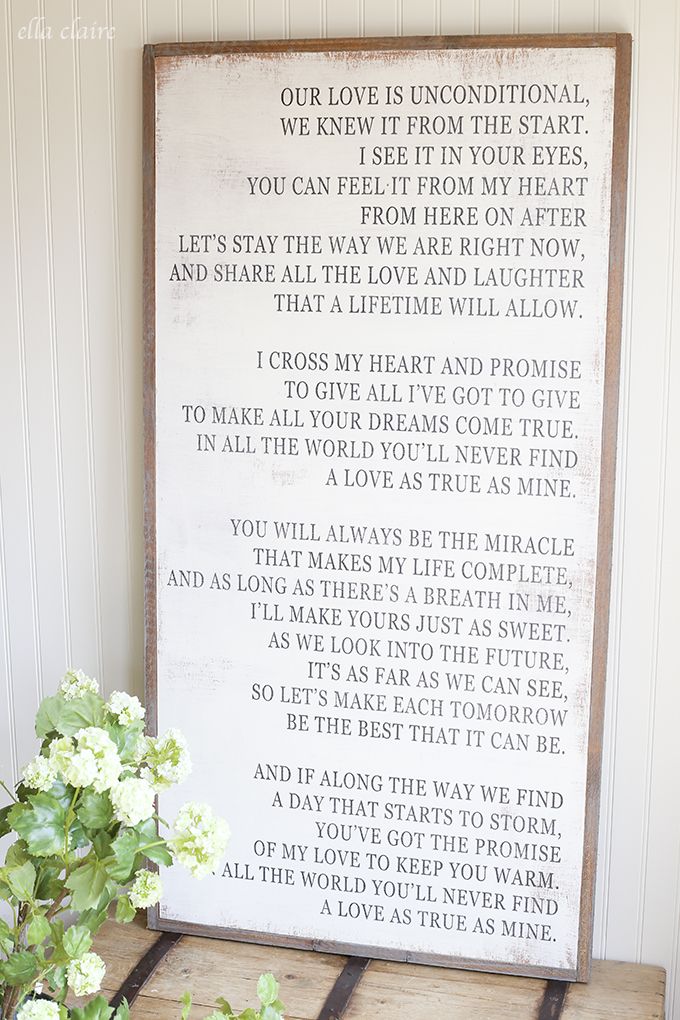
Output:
left=144, top=33, right=631, bottom=60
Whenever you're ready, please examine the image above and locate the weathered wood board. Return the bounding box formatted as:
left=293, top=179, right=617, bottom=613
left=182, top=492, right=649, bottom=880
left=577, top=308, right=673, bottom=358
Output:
left=144, top=35, right=631, bottom=979
left=90, top=920, right=666, bottom=1019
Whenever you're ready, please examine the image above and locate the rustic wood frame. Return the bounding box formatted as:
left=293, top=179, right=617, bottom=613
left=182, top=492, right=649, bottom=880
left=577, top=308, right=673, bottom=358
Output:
left=143, top=32, right=632, bottom=982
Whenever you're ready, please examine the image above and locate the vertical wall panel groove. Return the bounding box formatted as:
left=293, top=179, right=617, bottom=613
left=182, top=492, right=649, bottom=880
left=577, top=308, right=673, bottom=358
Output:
left=71, top=0, right=104, bottom=680
left=4, top=1, right=43, bottom=717
left=637, top=0, right=680, bottom=963
left=38, top=0, right=71, bottom=672
left=0, top=483, right=18, bottom=783
left=105, top=0, right=135, bottom=684
left=672, top=845, right=680, bottom=1017
left=595, top=0, right=640, bottom=964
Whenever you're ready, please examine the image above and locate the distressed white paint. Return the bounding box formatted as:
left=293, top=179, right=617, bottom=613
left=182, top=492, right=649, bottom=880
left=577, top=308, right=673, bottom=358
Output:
left=151, top=44, right=617, bottom=974
left=0, top=0, right=678, bottom=1009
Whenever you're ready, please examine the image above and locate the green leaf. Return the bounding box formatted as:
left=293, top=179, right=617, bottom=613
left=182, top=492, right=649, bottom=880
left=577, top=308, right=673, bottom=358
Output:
left=9, top=794, right=66, bottom=857
left=113, top=1000, right=130, bottom=1020
left=100, top=880, right=119, bottom=910
left=61, top=693, right=106, bottom=733
left=50, top=919, right=65, bottom=947
left=35, top=694, right=65, bottom=738
left=107, top=720, right=145, bottom=764
left=92, top=831, right=113, bottom=861
left=26, top=913, right=51, bottom=946
left=0, top=949, right=39, bottom=985
left=180, top=991, right=192, bottom=1020
left=78, top=790, right=113, bottom=830
left=70, top=994, right=114, bottom=1020
left=256, top=974, right=279, bottom=1008
left=143, top=841, right=172, bottom=867
left=134, top=818, right=173, bottom=867
left=5, top=860, right=36, bottom=902
left=36, top=692, right=106, bottom=739
left=63, top=924, right=93, bottom=959
left=0, top=804, right=12, bottom=837
left=4, top=840, right=30, bottom=868
left=50, top=779, right=76, bottom=811
left=215, top=998, right=233, bottom=1016
left=108, top=831, right=138, bottom=883
left=115, top=895, right=136, bottom=924
left=66, top=859, right=108, bottom=910
left=236, top=1009, right=258, bottom=1020
left=35, top=862, right=65, bottom=902
left=261, top=1006, right=285, bottom=1020
left=46, top=963, right=68, bottom=996
left=0, top=917, right=14, bottom=954
left=69, top=818, right=91, bottom=851
left=78, top=905, right=110, bottom=936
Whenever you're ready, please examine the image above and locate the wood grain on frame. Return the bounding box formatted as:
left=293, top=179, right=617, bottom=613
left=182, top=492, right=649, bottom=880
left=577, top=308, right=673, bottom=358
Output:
left=143, top=33, right=631, bottom=981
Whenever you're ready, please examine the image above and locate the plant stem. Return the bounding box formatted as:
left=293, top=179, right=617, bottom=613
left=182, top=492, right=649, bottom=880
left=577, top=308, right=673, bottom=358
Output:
left=45, top=887, right=68, bottom=921
left=0, top=778, right=17, bottom=803
left=64, top=786, right=80, bottom=858
left=1, top=983, right=20, bottom=1020
left=138, top=839, right=167, bottom=853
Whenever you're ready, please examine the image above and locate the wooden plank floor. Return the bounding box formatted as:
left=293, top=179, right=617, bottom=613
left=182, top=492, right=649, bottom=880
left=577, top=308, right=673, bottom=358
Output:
left=90, top=920, right=666, bottom=1020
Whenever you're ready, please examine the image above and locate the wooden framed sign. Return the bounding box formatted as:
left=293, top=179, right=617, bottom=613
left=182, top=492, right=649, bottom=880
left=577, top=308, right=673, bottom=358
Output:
left=144, top=34, right=631, bottom=980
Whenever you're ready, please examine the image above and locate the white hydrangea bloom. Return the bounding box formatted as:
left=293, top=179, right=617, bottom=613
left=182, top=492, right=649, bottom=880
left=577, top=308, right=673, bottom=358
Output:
left=141, top=729, right=191, bottom=790
left=49, top=737, right=98, bottom=790
left=131, top=733, right=147, bottom=764
left=60, top=669, right=99, bottom=701
left=66, top=952, right=106, bottom=996
left=22, top=754, right=58, bottom=793
left=129, top=869, right=163, bottom=908
left=170, top=802, right=230, bottom=878
left=74, top=727, right=122, bottom=792
left=64, top=750, right=99, bottom=789
left=107, top=690, right=145, bottom=726
left=110, top=776, right=155, bottom=827
left=48, top=736, right=75, bottom=775
left=16, top=1000, right=61, bottom=1020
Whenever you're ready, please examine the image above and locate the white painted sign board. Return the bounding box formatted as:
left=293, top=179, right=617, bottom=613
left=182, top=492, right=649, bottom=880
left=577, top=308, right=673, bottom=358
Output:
left=144, top=36, right=631, bottom=980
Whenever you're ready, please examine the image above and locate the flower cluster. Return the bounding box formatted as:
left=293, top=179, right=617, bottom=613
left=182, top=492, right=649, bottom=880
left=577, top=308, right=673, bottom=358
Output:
left=60, top=669, right=99, bottom=701
left=107, top=690, right=145, bottom=726
left=170, top=802, right=231, bottom=878
left=110, top=776, right=155, bottom=827
left=22, top=753, right=58, bottom=793
left=129, top=869, right=163, bottom=908
left=141, top=728, right=191, bottom=789
left=66, top=952, right=106, bottom=997
left=16, top=1002, right=61, bottom=1020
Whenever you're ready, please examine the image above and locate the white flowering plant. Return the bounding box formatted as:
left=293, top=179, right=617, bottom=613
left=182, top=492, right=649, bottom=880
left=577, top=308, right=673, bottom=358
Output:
left=0, top=670, right=233, bottom=1020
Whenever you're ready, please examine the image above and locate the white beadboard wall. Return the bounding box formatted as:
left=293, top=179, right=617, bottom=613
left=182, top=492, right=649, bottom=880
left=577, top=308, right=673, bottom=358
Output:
left=1, top=0, right=678, bottom=1010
